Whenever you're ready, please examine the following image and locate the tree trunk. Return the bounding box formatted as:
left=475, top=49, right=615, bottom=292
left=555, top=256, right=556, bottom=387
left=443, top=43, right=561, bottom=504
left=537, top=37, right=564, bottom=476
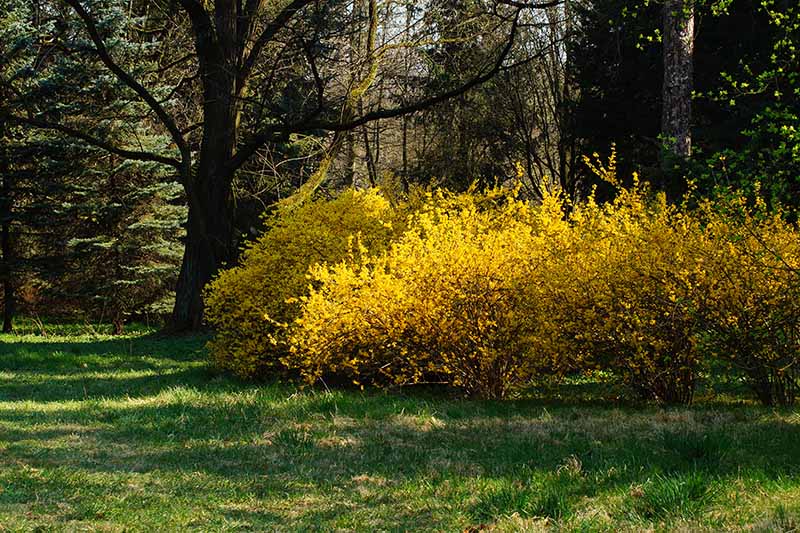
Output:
left=172, top=221, right=214, bottom=331
left=171, top=101, right=237, bottom=331
left=171, top=106, right=236, bottom=330
left=362, top=124, right=377, bottom=187
left=171, top=2, right=240, bottom=331
left=345, top=130, right=356, bottom=185
left=171, top=174, right=235, bottom=331
left=1, top=230, right=13, bottom=334
left=662, top=0, right=695, bottom=161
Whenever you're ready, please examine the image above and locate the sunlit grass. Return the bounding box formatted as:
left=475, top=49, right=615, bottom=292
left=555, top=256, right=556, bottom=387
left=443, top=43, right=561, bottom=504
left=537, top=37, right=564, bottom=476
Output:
left=1, top=329, right=799, bottom=531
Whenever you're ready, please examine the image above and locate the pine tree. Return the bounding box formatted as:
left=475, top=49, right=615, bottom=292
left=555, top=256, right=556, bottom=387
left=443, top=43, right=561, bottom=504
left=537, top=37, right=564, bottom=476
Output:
left=0, top=0, right=186, bottom=330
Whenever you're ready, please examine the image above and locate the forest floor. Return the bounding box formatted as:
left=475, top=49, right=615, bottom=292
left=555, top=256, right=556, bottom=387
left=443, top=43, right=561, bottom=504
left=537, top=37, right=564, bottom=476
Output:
left=1, top=327, right=799, bottom=532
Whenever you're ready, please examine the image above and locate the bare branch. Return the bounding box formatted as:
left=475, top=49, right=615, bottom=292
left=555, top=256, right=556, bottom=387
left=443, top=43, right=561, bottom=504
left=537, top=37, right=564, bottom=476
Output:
left=300, top=36, right=325, bottom=112
left=238, top=0, right=315, bottom=91
left=497, top=0, right=564, bottom=8
left=145, top=53, right=196, bottom=76
left=229, top=8, right=526, bottom=171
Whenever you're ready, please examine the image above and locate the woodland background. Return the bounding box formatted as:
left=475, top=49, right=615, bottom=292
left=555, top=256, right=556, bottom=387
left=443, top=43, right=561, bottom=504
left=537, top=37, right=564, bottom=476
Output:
left=0, top=0, right=797, bottom=332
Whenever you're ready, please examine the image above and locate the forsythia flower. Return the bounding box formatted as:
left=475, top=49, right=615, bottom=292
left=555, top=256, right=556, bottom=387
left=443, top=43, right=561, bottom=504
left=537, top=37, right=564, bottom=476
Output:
left=204, top=188, right=401, bottom=377
left=206, top=160, right=800, bottom=406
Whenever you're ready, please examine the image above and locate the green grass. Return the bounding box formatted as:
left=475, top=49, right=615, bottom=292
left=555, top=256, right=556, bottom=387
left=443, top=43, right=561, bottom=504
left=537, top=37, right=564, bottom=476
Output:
left=1, top=330, right=800, bottom=531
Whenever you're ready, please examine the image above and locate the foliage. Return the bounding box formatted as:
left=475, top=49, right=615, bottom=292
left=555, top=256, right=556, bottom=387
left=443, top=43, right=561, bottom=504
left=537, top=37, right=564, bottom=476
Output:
left=571, top=0, right=793, bottom=197
left=697, top=2, right=800, bottom=209
left=64, top=177, right=186, bottom=327
left=561, top=168, right=800, bottom=407
left=278, top=153, right=800, bottom=404
left=4, top=0, right=797, bottom=334
left=287, top=186, right=562, bottom=399
left=697, top=194, right=800, bottom=406
left=204, top=189, right=400, bottom=378
left=289, top=161, right=710, bottom=401
left=0, top=0, right=186, bottom=330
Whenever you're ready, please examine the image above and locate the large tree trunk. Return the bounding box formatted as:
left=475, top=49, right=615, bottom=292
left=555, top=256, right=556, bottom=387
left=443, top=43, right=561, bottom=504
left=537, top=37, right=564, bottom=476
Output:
left=662, top=0, right=695, bottom=161
left=172, top=170, right=235, bottom=331
left=171, top=208, right=229, bottom=331
left=171, top=28, right=239, bottom=330
left=171, top=2, right=242, bottom=331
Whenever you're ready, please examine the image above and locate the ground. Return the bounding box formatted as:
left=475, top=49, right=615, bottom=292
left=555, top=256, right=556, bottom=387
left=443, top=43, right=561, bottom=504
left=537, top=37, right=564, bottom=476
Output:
left=1, top=326, right=799, bottom=532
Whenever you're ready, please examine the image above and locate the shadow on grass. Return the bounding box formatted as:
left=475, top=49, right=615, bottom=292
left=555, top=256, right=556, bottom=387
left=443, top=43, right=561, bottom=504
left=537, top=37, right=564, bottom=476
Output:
left=0, top=333, right=215, bottom=402
left=0, top=332, right=207, bottom=366
left=5, top=391, right=800, bottom=528
left=4, top=385, right=800, bottom=477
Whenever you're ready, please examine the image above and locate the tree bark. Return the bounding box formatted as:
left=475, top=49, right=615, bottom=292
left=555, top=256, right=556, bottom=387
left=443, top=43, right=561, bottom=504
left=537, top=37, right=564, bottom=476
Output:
left=362, top=124, right=377, bottom=186
left=172, top=172, right=235, bottom=331
left=1, top=222, right=13, bottom=334
left=661, top=0, right=695, bottom=161
left=171, top=104, right=237, bottom=328
left=171, top=1, right=240, bottom=331
left=172, top=217, right=220, bottom=331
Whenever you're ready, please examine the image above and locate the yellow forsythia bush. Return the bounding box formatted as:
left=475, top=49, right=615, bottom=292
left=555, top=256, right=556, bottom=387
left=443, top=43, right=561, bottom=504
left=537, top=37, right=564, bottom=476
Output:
left=204, top=189, right=400, bottom=377
left=287, top=178, right=716, bottom=402
left=698, top=195, right=800, bottom=406
left=542, top=175, right=800, bottom=406
left=286, top=187, right=572, bottom=399
left=206, top=156, right=800, bottom=405
left=554, top=178, right=711, bottom=405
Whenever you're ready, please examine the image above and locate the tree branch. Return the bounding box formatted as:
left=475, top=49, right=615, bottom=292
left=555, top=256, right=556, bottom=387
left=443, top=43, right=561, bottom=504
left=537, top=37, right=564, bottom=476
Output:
left=9, top=114, right=182, bottom=170
left=497, top=0, right=564, bottom=8
left=229, top=8, right=525, bottom=171
left=62, top=0, right=188, bottom=164
left=237, top=0, right=316, bottom=92
left=175, top=0, right=214, bottom=37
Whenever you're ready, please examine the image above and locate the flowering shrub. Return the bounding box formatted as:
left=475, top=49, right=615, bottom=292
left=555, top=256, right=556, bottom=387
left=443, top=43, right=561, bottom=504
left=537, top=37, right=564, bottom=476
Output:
left=286, top=187, right=562, bottom=399
left=698, top=196, right=800, bottom=406
left=557, top=181, right=710, bottom=404
left=550, top=181, right=800, bottom=406
left=207, top=159, right=800, bottom=405
left=204, top=189, right=399, bottom=377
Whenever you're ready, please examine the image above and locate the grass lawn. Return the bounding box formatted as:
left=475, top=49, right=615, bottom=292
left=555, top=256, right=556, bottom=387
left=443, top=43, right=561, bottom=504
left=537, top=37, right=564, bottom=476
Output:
left=1, top=328, right=799, bottom=531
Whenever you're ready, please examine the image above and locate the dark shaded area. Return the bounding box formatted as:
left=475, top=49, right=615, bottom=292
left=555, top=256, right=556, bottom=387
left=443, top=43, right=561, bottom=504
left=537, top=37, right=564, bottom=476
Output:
left=0, top=332, right=213, bottom=402
left=571, top=0, right=780, bottom=197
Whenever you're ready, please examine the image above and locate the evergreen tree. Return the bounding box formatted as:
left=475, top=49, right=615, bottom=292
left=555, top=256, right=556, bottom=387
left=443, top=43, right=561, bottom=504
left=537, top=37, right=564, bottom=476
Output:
left=0, top=0, right=185, bottom=330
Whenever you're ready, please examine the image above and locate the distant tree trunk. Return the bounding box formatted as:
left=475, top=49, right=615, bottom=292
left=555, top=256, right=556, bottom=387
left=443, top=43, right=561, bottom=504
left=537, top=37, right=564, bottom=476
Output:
left=0, top=117, right=14, bottom=333
left=661, top=0, right=695, bottom=161
left=402, top=118, right=409, bottom=180
left=362, top=124, right=377, bottom=186
left=345, top=131, right=356, bottom=185
left=401, top=0, right=413, bottom=191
